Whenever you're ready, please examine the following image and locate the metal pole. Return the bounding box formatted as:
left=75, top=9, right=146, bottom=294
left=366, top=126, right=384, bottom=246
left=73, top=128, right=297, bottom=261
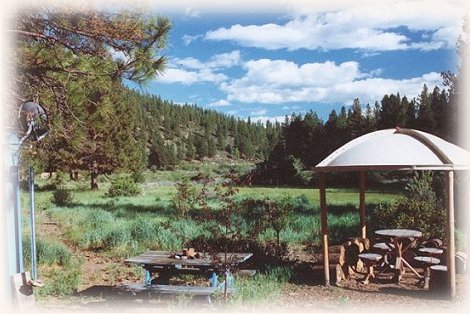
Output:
left=319, top=172, right=330, bottom=286
left=445, top=170, right=456, bottom=298
left=10, top=137, right=24, bottom=274
left=29, top=166, right=38, bottom=281
left=3, top=134, right=24, bottom=305
left=359, top=172, right=366, bottom=238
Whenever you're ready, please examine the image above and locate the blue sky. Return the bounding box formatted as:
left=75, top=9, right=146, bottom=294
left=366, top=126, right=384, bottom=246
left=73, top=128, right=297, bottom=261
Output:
left=128, top=0, right=465, bottom=122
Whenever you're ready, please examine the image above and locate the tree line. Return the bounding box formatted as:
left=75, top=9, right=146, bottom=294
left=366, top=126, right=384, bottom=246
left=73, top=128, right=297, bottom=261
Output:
left=253, top=78, right=461, bottom=186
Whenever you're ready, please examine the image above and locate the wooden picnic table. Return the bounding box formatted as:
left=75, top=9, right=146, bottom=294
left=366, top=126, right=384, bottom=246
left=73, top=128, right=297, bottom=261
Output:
left=375, top=229, right=422, bottom=283
left=125, top=250, right=253, bottom=269
left=125, top=250, right=253, bottom=286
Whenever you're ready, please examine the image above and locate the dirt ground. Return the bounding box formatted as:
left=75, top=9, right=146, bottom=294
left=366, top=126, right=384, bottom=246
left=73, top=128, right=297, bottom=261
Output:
left=34, top=216, right=468, bottom=313
left=34, top=250, right=468, bottom=313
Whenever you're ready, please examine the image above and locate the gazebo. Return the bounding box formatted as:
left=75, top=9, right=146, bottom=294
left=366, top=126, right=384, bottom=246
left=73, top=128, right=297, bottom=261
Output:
left=314, top=127, right=470, bottom=298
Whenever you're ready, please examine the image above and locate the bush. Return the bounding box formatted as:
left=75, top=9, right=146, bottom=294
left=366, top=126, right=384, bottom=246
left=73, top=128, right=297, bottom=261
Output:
left=173, top=178, right=197, bottom=217
left=52, top=188, right=74, bottom=206
left=370, top=172, right=445, bottom=240
left=106, top=176, right=141, bottom=197
left=131, top=171, right=145, bottom=183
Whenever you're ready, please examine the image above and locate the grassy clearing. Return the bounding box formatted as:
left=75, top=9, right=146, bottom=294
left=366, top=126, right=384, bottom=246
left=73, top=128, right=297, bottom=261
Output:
left=22, top=166, right=401, bottom=298
left=28, top=171, right=401, bottom=254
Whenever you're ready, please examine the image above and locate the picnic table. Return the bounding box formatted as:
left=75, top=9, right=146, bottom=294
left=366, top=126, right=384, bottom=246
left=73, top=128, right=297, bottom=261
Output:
left=375, top=229, right=422, bottom=282
left=124, top=250, right=253, bottom=300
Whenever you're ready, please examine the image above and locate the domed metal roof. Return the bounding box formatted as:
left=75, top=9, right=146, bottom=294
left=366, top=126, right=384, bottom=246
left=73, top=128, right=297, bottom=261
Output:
left=315, top=128, right=470, bottom=171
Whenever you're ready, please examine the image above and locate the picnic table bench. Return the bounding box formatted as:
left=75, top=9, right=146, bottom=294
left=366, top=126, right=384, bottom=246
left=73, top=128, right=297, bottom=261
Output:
left=124, top=250, right=253, bottom=302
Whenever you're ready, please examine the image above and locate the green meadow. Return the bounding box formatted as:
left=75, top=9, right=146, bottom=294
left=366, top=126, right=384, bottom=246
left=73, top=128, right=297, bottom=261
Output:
left=20, top=166, right=401, bottom=298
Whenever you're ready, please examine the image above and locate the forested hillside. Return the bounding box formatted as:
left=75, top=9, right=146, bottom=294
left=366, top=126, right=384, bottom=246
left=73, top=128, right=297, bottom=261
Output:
left=132, top=90, right=282, bottom=168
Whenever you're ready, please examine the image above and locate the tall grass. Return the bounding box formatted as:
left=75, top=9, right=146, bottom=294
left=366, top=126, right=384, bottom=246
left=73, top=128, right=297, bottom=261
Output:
left=23, top=236, right=72, bottom=267
left=36, top=259, right=82, bottom=297
left=44, top=177, right=400, bottom=254
left=230, top=266, right=292, bottom=305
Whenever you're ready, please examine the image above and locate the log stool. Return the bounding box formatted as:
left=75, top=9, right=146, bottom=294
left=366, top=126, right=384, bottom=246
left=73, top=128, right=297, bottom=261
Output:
left=429, top=265, right=449, bottom=295
left=413, top=256, right=440, bottom=289
left=358, top=253, right=382, bottom=284
left=372, top=242, right=395, bottom=271
left=418, top=247, right=443, bottom=262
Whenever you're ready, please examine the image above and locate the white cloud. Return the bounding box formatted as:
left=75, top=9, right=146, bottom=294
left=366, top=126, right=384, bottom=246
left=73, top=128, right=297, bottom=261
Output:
left=184, top=7, right=201, bottom=18
left=247, top=115, right=287, bottom=124
left=250, top=109, right=267, bottom=116
left=208, top=99, right=231, bottom=107
left=159, top=68, right=227, bottom=85
left=172, top=51, right=241, bottom=70
left=207, top=50, right=241, bottom=69
left=182, top=34, right=203, bottom=46
left=158, top=51, right=241, bottom=84
left=219, top=58, right=444, bottom=105
left=204, top=0, right=463, bottom=51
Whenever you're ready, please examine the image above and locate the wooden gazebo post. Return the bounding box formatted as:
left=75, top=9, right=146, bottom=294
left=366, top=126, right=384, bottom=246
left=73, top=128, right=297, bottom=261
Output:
left=446, top=170, right=456, bottom=298
left=318, top=172, right=330, bottom=286
left=359, top=171, right=366, bottom=238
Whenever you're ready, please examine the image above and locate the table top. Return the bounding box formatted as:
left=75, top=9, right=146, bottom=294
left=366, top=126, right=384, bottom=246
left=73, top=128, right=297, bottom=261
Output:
left=125, top=250, right=253, bottom=268
left=375, top=229, right=422, bottom=238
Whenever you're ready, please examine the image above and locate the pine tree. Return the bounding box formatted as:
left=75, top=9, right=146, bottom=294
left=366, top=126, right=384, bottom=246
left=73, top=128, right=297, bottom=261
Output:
left=416, top=84, right=436, bottom=132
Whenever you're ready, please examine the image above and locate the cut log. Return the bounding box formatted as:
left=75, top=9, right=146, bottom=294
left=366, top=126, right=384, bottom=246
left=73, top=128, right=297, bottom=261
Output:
left=429, top=265, right=449, bottom=296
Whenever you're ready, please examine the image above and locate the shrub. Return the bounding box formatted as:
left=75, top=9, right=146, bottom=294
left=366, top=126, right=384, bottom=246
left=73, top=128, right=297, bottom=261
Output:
left=370, top=172, right=445, bottom=240
left=106, top=176, right=141, bottom=197
left=173, top=178, right=197, bottom=217
left=52, top=188, right=74, bottom=206
left=131, top=171, right=145, bottom=183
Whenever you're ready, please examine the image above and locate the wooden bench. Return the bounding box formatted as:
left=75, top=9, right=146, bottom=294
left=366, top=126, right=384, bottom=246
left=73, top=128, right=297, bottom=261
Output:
left=118, top=283, right=235, bottom=303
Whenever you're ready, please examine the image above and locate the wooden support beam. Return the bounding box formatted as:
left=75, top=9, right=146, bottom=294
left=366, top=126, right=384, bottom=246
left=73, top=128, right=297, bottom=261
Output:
left=445, top=170, right=456, bottom=298
left=319, top=172, right=330, bottom=286
left=359, top=171, right=366, bottom=239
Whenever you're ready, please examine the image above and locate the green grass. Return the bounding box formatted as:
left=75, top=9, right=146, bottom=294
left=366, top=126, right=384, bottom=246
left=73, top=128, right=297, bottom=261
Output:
left=229, top=266, right=292, bottom=305
left=22, top=168, right=403, bottom=299
left=28, top=169, right=402, bottom=255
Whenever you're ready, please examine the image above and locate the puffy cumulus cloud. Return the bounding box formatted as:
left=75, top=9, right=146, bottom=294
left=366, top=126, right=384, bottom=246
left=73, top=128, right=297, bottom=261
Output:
left=205, top=0, right=463, bottom=51
left=220, top=58, right=444, bottom=105
left=158, top=68, right=227, bottom=85
left=158, top=51, right=241, bottom=84
left=174, top=51, right=241, bottom=70
left=239, top=59, right=363, bottom=87
left=207, top=50, right=241, bottom=69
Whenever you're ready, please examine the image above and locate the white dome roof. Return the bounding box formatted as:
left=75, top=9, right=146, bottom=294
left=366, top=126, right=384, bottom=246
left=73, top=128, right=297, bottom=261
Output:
left=315, top=128, right=470, bottom=171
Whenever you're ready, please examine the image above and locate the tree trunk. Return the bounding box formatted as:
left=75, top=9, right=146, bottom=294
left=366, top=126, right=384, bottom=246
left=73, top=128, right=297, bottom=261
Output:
left=90, top=161, right=99, bottom=190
